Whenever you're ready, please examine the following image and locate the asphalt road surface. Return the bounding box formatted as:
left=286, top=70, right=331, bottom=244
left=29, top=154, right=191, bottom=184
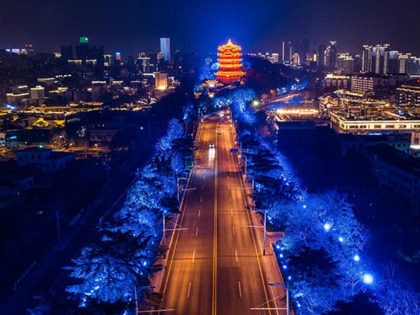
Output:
left=160, top=111, right=278, bottom=315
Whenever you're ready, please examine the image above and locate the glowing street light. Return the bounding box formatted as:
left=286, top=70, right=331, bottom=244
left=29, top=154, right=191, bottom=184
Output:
left=323, top=223, right=332, bottom=232
left=353, top=254, right=360, bottom=262
left=362, top=273, right=374, bottom=285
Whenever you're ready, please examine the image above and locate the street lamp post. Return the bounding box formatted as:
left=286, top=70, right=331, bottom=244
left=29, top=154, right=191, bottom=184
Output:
left=162, top=212, right=166, bottom=246
left=177, top=177, right=187, bottom=204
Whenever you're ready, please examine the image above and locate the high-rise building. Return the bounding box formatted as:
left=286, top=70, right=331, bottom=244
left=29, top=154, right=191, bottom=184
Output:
left=372, top=44, right=390, bottom=75
left=336, top=53, right=355, bottom=74
left=160, top=37, right=171, bottom=63
left=408, top=57, right=420, bottom=75
left=354, top=54, right=362, bottom=73
left=398, top=53, right=412, bottom=74
left=30, top=86, right=45, bottom=104
left=388, top=50, right=399, bottom=74
left=324, top=41, right=337, bottom=71
left=362, top=45, right=373, bottom=73
left=281, top=41, right=293, bottom=63
left=281, top=41, right=285, bottom=62
left=271, top=53, right=279, bottom=64
left=318, top=45, right=326, bottom=67
left=138, top=53, right=151, bottom=73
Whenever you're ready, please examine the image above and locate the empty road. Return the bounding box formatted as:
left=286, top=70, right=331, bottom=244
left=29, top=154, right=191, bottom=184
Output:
left=160, top=111, right=281, bottom=314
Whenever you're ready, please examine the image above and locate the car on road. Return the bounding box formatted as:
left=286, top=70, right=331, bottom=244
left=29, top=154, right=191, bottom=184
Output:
left=209, top=144, right=215, bottom=149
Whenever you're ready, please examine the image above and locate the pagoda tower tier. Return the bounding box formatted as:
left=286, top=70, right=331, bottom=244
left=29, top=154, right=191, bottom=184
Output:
left=215, top=39, right=246, bottom=84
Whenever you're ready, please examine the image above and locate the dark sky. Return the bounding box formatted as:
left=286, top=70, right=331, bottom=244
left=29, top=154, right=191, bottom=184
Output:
left=0, top=0, right=419, bottom=57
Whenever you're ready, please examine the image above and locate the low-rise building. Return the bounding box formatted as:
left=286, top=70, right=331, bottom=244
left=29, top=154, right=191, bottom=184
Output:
left=396, top=84, right=420, bottom=107
left=367, top=145, right=420, bottom=215
left=15, top=147, right=76, bottom=172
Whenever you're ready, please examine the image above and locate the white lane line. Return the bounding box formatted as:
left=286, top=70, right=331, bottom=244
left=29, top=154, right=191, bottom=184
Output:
left=192, top=249, right=196, bottom=263
left=195, top=227, right=199, bottom=237
left=200, top=196, right=203, bottom=202
left=235, top=249, right=238, bottom=262
left=187, top=282, right=191, bottom=298
left=232, top=225, right=236, bottom=237
left=198, top=209, right=201, bottom=217
left=238, top=281, right=242, bottom=298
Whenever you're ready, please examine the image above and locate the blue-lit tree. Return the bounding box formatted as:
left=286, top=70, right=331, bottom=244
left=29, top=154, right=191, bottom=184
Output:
left=65, top=230, right=155, bottom=311
left=377, top=265, right=420, bottom=315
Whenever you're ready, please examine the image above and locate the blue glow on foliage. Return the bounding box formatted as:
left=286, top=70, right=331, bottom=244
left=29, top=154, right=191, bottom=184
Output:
left=362, top=273, right=374, bottom=285
left=338, top=236, right=344, bottom=243
left=353, top=254, right=360, bottom=262
left=323, top=223, right=331, bottom=232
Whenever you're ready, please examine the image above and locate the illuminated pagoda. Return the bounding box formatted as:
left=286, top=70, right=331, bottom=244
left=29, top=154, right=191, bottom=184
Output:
left=215, top=39, right=246, bottom=84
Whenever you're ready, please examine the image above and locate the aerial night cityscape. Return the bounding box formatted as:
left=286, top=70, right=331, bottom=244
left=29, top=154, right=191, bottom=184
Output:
left=0, top=0, right=419, bottom=314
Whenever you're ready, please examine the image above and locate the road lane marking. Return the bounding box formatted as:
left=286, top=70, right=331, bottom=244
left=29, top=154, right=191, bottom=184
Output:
left=187, top=282, right=191, bottom=298
left=232, top=225, right=236, bottom=237
left=212, top=120, right=219, bottom=315
left=235, top=250, right=238, bottom=262
left=192, top=249, right=196, bottom=263
left=195, top=227, right=199, bottom=237
left=200, top=196, right=203, bottom=202
left=238, top=160, right=272, bottom=314
left=238, top=281, right=242, bottom=297
left=198, top=209, right=201, bottom=217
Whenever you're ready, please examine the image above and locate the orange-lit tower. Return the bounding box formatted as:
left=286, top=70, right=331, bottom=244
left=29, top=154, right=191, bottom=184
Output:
left=215, top=39, right=246, bottom=84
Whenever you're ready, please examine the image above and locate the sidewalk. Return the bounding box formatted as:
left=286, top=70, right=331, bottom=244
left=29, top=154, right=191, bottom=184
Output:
left=244, top=182, right=294, bottom=315
left=149, top=213, right=180, bottom=293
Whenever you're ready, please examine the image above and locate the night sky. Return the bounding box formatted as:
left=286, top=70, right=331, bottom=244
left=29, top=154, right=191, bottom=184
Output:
left=1, top=0, right=419, bottom=56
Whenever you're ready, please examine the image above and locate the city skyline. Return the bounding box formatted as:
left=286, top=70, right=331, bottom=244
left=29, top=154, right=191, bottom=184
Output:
left=1, top=0, right=420, bottom=56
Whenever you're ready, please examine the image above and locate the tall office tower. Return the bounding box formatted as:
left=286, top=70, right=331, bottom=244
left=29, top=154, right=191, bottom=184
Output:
left=76, top=36, right=90, bottom=59
left=318, top=45, right=326, bottom=67
left=324, top=41, right=337, bottom=71
left=362, top=45, right=373, bottom=73
left=289, top=42, right=293, bottom=62
left=372, top=44, right=390, bottom=75
left=160, top=37, right=171, bottom=63
left=281, top=41, right=285, bottom=62
left=138, top=52, right=151, bottom=73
